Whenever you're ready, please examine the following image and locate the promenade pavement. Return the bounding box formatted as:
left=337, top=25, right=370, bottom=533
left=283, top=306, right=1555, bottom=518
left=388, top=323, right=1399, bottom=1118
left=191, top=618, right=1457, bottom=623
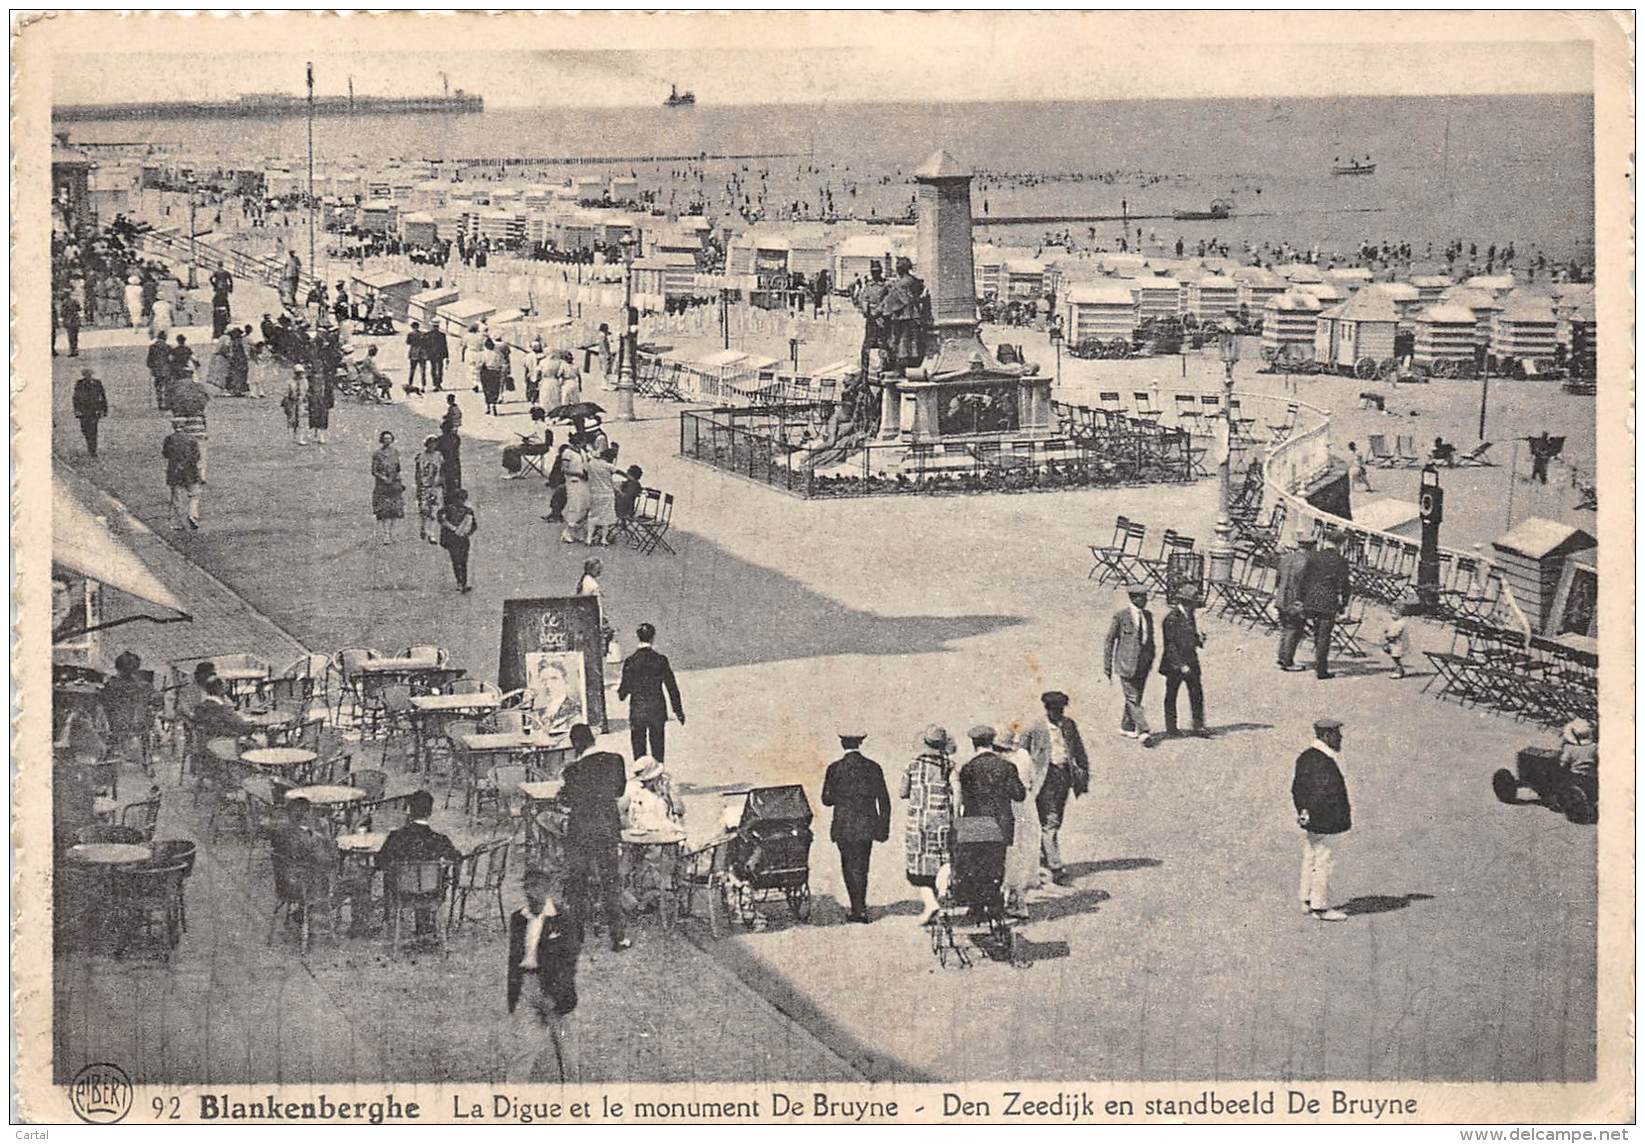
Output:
left=50, top=291, right=1595, bottom=1083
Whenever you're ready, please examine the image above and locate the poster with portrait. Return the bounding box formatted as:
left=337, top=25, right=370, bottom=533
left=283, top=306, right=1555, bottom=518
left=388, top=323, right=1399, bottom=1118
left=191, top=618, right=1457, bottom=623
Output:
left=497, top=595, right=607, bottom=732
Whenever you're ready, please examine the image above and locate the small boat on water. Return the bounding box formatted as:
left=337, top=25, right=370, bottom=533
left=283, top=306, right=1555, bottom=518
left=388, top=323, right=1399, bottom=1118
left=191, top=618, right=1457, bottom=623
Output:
left=1333, top=155, right=1377, bottom=176
left=1172, top=197, right=1233, bottom=221
left=664, top=84, right=696, bottom=108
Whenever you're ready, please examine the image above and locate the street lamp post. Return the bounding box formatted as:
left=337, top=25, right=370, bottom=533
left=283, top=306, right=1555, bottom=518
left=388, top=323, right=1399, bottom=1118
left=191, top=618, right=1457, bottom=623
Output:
left=617, top=233, right=640, bottom=422
left=186, top=180, right=199, bottom=290
left=1208, top=323, right=1241, bottom=584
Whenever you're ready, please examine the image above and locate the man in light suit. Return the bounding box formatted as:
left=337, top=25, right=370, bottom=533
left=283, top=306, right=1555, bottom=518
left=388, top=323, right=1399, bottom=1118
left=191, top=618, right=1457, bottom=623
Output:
left=1022, top=690, right=1090, bottom=886
left=1103, top=584, right=1157, bottom=739
left=1275, top=536, right=1315, bottom=671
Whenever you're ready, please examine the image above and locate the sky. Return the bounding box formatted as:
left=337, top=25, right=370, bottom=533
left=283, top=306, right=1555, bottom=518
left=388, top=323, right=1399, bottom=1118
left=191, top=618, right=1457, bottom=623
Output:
left=49, top=14, right=1601, bottom=109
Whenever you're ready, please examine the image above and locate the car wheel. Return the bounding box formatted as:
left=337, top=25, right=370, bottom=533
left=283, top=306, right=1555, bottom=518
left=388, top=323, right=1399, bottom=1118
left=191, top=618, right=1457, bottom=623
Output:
left=1563, top=787, right=1594, bottom=825
left=1491, top=769, right=1520, bottom=804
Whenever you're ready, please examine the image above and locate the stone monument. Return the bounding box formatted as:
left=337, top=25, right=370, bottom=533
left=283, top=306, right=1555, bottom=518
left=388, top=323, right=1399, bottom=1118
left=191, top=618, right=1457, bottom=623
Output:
left=875, top=150, right=1054, bottom=444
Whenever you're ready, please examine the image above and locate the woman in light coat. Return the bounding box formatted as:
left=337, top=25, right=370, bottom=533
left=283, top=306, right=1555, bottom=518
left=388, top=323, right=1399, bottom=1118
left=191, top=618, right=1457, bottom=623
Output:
left=997, top=722, right=1048, bottom=916
left=124, top=275, right=145, bottom=330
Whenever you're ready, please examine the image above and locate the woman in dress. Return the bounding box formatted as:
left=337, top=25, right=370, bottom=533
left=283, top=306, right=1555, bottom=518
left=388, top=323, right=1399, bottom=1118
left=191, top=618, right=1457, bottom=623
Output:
left=124, top=274, right=144, bottom=330
left=206, top=329, right=233, bottom=391
left=900, top=725, right=957, bottom=927
left=997, top=722, right=1047, bottom=917
left=306, top=356, right=333, bottom=445
left=225, top=327, right=250, bottom=396
left=437, top=488, right=477, bottom=592
left=281, top=366, right=309, bottom=444
left=413, top=435, right=445, bottom=545
left=585, top=446, right=620, bottom=546
left=370, top=430, right=405, bottom=545
left=559, top=443, right=591, bottom=544
left=574, top=557, right=615, bottom=662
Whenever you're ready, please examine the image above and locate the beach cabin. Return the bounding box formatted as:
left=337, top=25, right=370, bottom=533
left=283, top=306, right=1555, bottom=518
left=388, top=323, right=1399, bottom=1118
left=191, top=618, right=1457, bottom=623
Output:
left=787, top=235, right=833, bottom=280
left=630, top=253, right=699, bottom=301
left=1490, top=518, right=1598, bottom=636
left=834, top=234, right=891, bottom=290
left=1464, top=274, right=1516, bottom=300
left=1002, top=258, right=1047, bottom=302
left=1407, top=274, right=1454, bottom=305
left=1063, top=283, right=1140, bottom=347
left=1125, top=275, right=1180, bottom=325
left=1440, top=287, right=1502, bottom=348
left=398, top=211, right=438, bottom=248
left=1489, top=295, right=1559, bottom=366
left=436, top=296, right=498, bottom=337
left=407, top=285, right=460, bottom=327
left=477, top=210, right=521, bottom=247
left=1294, top=281, right=1347, bottom=308
left=1561, top=296, right=1596, bottom=376
left=1324, top=267, right=1373, bottom=293
left=972, top=245, right=1005, bottom=299
left=353, top=270, right=420, bottom=323
left=1233, top=267, right=1288, bottom=316
left=1312, top=289, right=1397, bottom=371
left=1261, top=290, right=1324, bottom=358
left=1411, top=303, right=1478, bottom=368
left=1276, top=263, right=1326, bottom=286
left=357, top=202, right=398, bottom=236
left=607, top=175, right=640, bottom=202
left=264, top=169, right=301, bottom=199
left=1186, top=274, right=1240, bottom=324
left=1367, top=281, right=1423, bottom=325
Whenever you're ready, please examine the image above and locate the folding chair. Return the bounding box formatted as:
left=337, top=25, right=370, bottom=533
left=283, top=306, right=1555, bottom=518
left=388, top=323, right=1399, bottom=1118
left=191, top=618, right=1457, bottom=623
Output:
left=1328, top=597, right=1369, bottom=657
left=1137, top=530, right=1196, bottom=594
left=1131, top=391, right=1163, bottom=423
left=1098, top=392, right=1125, bottom=417
left=1088, top=516, right=1147, bottom=585
left=1173, top=393, right=1202, bottom=431
left=510, top=434, right=554, bottom=481
left=631, top=492, right=675, bottom=556
left=1266, top=403, right=1299, bottom=442
left=1456, top=441, right=1495, bottom=466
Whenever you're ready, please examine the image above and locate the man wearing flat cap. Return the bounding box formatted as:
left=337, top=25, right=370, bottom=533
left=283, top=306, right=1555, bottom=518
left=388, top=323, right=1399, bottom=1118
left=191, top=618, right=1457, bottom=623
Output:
left=958, top=725, right=1027, bottom=851
left=1023, top=691, right=1090, bottom=886
left=1292, top=718, right=1351, bottom=922
left=821, top=730, right=891, bottom=924
left=1103, top=584, right=1157, bottom=740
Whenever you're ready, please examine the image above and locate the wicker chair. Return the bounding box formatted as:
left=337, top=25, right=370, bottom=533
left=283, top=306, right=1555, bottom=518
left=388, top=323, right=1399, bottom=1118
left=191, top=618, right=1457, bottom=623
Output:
left=385, top=860, right=451, bottom=956
left=448, top=840, right=510, bottom=933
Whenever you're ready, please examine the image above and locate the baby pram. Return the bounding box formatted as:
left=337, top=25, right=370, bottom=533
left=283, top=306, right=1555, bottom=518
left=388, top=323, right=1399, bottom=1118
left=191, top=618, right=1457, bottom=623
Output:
left=931, top=816, right=1020, bottom=969
left=726, top=784, right=813, bottom=928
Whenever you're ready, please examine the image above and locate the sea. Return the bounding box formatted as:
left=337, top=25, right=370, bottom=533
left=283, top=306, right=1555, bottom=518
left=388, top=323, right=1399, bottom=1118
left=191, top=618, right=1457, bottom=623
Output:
left=64, top=94, right=1596, bottom=261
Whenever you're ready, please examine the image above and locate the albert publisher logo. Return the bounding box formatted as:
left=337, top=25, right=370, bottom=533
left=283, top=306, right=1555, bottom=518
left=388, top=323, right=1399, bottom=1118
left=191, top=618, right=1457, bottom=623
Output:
left=70, top=1062, right=132, bottom=1124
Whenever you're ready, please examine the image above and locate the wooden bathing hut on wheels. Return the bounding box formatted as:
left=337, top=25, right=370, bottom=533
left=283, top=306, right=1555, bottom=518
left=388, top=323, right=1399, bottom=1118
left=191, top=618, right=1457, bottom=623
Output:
left=1312, top=288, right=1398, bottom=378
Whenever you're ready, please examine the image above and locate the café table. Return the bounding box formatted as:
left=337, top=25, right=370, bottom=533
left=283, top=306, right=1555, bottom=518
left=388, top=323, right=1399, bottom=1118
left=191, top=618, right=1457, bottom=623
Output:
left=240, top=708, right=300, bottom=736
left=242, top=746, right=317, bottom=775
left=207, top=737, right=245, bottom=766
left=355, top=659, right=467, bottom=697
left=64, top=842, right=154, bottom=952
left=518, top=780, right=564, bottom=806
left=289, top=784, right=367, bottom=809
left=408, top=692, right=500, bottom=771
left=621, top=824, right=688, bottom=929
left=68, top=842, right=152, bottom=866
left=337, top=831, right=389, bottom=856
left=216, top=664, right=271, bottom=706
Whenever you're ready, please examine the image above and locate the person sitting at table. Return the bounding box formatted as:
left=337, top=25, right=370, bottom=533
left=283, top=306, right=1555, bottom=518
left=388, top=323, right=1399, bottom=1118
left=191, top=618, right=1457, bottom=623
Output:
left=502, top=409, right=554, bottom=480
left=271, top=796, right=335, bottom=932
left=377, top=790, right=461, bottom=937
left=179, top=660, right=217, bottom=714
left=620, top=757, right=683, bottom=833
left=190, top=676, right=259, bottom=740
left=101, top=650, right=154, bottom=776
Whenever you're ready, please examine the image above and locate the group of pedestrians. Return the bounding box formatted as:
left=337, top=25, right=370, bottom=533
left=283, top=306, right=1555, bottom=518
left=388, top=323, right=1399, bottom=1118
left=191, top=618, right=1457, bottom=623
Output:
left=818, top=687, right=1093, bottom=925
left=1275, top=534, right=1353, bottom=679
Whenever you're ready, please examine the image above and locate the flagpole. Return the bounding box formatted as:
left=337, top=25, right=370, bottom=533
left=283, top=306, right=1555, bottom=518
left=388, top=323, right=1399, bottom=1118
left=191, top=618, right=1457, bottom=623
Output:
left=306, top=62, right=316, bottom=280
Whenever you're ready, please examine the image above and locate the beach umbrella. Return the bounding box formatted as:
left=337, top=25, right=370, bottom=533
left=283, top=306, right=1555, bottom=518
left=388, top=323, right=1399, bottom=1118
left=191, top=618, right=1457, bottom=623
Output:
left=545, top=400, right=606, bottom=422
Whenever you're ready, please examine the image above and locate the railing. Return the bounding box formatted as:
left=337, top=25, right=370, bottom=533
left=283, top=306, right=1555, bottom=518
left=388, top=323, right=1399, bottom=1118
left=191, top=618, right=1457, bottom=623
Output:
left=679, top=403, right=1195, bottom=499
left=1258, top=389, right=1532, bottom=632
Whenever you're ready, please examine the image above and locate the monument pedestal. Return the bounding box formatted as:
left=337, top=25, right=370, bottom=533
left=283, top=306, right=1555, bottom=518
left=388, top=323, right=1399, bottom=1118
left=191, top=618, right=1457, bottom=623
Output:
left=897, top=372, right=1054, bottom=440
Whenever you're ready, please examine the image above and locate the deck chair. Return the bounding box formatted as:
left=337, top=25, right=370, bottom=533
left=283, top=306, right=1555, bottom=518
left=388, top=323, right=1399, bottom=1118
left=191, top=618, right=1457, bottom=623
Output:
left=1364, top=434, right=1396, bottom=467
left=1456, top=441, right=1495, bottom=466
left=1392, top=435, right=1421, bottom=468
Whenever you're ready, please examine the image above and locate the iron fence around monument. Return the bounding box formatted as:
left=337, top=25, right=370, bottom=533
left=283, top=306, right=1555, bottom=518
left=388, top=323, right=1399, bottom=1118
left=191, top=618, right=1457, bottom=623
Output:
left=678, top=403, right=1196, bottom=499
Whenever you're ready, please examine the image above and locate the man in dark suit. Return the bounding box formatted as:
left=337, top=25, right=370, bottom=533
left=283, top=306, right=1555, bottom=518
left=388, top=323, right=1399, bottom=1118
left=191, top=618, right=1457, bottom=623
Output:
left=958, top=725, right=1027, bottom=844
left=559, top=723, right=630, bottom=950
left=1292, top=718, right=1351, bottom=921
left=378, top=789, right=462, bottom=937
left=427, top=323, right=450, bottom=391
left=1103, top=584, right=1157, bottom=739
left=1275, top=536, right=1315, bottom=670
left=820, top=729, right=890, bottom=923
left=1159, top=591, right=1208, bottom=736
left=1023, top=691, right=1089, bottom=886
left=505, top=867, right=583, bottom=1082
left=1299, top=534, right=1352, bottom=679
left=147, top=331, right=174, bottom=409
left=617, top=623, right=685, bottom=762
